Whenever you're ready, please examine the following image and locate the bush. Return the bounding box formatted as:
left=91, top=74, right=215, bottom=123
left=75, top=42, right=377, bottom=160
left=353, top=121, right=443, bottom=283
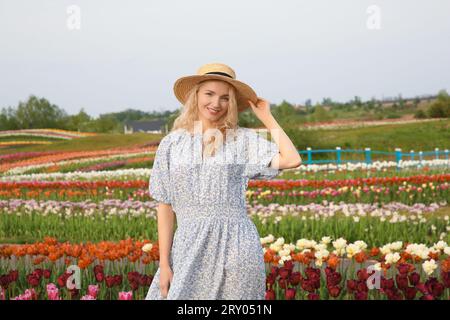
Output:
left=386, top=113, right=401, bottom=119
left=414, top=110, right=428, bottom=119
left=427, top=90, right=450, bottom=118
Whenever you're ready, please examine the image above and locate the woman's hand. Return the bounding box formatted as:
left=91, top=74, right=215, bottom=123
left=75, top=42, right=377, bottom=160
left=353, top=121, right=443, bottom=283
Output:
left=159, top=265, right=173, bottom=299
left=248, top=97, right=273, bottom=123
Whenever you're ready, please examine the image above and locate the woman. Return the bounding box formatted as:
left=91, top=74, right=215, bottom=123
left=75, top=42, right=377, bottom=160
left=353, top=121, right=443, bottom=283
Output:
left=145, top=63, right=301, bottom=300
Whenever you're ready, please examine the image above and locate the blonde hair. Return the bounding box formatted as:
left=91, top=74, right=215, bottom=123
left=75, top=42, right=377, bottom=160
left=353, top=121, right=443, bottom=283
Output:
left=171, top=80, right=240, bottom=157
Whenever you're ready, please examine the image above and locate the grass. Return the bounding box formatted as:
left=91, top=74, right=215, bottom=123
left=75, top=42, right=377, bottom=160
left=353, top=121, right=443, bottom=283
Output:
left=284, top=119, right=450, bottom=162
left=1, top=120, right=449, bottom=157
left=1, top=206, right=449, bottom=245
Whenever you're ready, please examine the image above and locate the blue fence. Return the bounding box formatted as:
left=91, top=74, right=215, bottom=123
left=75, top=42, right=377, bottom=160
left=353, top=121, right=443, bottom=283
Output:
left=299, top=147, right=450, bottom=166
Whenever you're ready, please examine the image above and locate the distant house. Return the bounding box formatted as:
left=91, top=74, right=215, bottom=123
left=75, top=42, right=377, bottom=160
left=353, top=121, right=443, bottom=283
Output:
left=124, top=120, right=168, bottom=134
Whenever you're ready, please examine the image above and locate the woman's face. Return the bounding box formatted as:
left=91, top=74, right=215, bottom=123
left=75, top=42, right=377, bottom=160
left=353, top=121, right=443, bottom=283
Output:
left=197, top=80, right=230, bottom=122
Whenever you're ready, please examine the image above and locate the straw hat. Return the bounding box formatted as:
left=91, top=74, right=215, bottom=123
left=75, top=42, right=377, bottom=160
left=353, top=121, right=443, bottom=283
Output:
left=173, top=63, right=258, bottom=112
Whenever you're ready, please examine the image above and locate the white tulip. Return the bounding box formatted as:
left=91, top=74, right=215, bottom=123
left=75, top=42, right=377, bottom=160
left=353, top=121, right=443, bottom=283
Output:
left=444, top=247, right=450, bottom=256
left=274, top=237, right=285, bottom=246
left=385, top=252, right=400, bottom=265
left=321, top=236, right=332, bottom=245
left=346, top=244, right=361, bottom=258
left=332, top=238, right=347, bottom=250
left=354, top=240, right=368, bottom=251
left=433, top=241, right=447, bottom=251
left=142, top=243, right=153, bottom=253
left=422, top=259, right=437, bottom=275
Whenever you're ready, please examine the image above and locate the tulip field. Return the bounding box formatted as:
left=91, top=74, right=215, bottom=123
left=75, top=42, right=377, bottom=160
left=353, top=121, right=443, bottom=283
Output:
left=0, top=129, right=450, bottom=300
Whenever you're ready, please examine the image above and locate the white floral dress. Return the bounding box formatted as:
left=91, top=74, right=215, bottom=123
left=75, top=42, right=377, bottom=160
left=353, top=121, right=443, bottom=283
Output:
left=145, top=126, right=281, bottom=300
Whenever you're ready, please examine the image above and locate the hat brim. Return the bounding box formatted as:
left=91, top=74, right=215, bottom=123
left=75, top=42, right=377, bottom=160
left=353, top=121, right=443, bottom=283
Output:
left=173, top=74, right=257, bottom=112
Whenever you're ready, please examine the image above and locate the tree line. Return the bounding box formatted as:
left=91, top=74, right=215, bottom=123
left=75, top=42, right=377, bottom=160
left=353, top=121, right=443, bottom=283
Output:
left=1, top=90, right=449, bottom=133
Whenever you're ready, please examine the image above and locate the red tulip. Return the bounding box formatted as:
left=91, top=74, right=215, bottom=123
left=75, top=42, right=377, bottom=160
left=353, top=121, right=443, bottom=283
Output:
left=114, top=275, right=123, bottom=286
left=34, top=269, right=43, bottom=278
left=395, top=275, right=408, bottom=290
left=354, top=291, right=368, bottom=300
left=356, top=281, right=368, bottom=293
left=105, top=276, right=116, bottom=288
left=328, top=285, right=341, bottom=298
left=265, top=289, right=276, bottom=300
left=357, top=269, right=369, bottom=281
left=0, top=275, right=12, bottom=289
left=144, top=275, right=153, bottom=286
left=408, top=272, right=420, bottom=286
left=279, top=267, right=290, bottom=279
left=9, top=270, right=19, bottom=282
left=26, top=274, right=40, bottom=287
left=69, top=288, right=79, bottom=299
left=95, top=272, right=104, bottom=282
left=289, top=272, right=302, bottom=286
left=385, top=288, right=403, bottom=300
left=301, top=280, right=316, bottom=293
left=277, top=278, right=288, bottom=290
left=397, top=263, right=412, bottom=275
left=127, top=272, right=139, bottom=282
left=285, top=288, right=296, bottom=300
left=305, top=267, right=320, bottom=280
left=381, top=277, right=394, bottom=290
left=266, top=274, right=275, bottom=288
left=404, top=287, right=417, bottom=300
left=57, top=275, right=66, bottom=288
left=416, top=283, right=429, bottom=295
left=307, top=293, right=320, bottom=300
left=441, top=271, right=450, bottom=288
left=346, top=280, right=357, bottom=293
left=57, top=272, right=71, bottom=288
left=326, top=272, right=342, bottom=287
left=94, top=265, right=104, bottom=275
left=43, top=269, right=51, bottom=279
left=425, top=278, right=444, bottom=298
left=283, top=260, right=294, bottom=271
left=270, top=266, right=279, bottom=277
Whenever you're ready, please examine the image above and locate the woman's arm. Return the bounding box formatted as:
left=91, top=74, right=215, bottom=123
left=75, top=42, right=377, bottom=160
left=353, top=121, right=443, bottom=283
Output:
left=248, top=98, right=302, bottom=170
left=157, top=203, right=176, bottom=268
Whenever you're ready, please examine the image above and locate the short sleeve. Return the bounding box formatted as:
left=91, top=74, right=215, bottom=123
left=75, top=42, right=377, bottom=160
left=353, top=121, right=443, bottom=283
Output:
left=243, top=129, right=282, bottom=180
left=149, top=136, right=172, bottom=204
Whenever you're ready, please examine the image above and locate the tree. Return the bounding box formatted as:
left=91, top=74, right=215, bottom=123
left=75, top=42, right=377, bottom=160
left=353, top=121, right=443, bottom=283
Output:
left=322, top=97, right=333, bottom=105
left=65, top=108, right=92, bottom=132
left=305, top=99, right=312, bottom=108
left=0, top=106, right=20, bottom=130
left=353, top=96, right=362, bottom=108
left=88, top=114, right=121, bottom=133
left=271, top=100, right=299, bottom=126
left=15, top=95, right=67, bottom=129
left=312, top=104, right=332, bottom=122
left=413, top=97, right=421, bottom=108
left=427, top=90, right=450, bottom=118
left=398, top=94, right=405, bottom=108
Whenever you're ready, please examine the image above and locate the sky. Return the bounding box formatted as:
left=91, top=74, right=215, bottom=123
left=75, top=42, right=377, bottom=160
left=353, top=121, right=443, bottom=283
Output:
left=1, top=0, right=449, bottom=117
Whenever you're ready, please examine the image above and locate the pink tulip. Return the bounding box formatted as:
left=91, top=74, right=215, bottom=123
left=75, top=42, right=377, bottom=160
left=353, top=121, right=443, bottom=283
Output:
left=0, top=287, right=5, bottom=300
left=88, top=284, right=99, bottom=298
left=46, top=283, right=58, bottom=292
left=46, top=283, right=60, bottom=300
left=118, top=291, right=132, bottom=300
left=81, top=295, right=96, bottom=300
left=12, top=288, right=36, bottom=300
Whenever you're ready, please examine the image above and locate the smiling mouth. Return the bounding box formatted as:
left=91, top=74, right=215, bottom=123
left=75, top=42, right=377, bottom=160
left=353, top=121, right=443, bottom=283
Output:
left=207, top=107, right=220, bottom=114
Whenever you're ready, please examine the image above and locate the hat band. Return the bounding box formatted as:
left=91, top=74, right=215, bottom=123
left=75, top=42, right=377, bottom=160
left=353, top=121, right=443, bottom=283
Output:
left=204, top=71, right=233, bottom=79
